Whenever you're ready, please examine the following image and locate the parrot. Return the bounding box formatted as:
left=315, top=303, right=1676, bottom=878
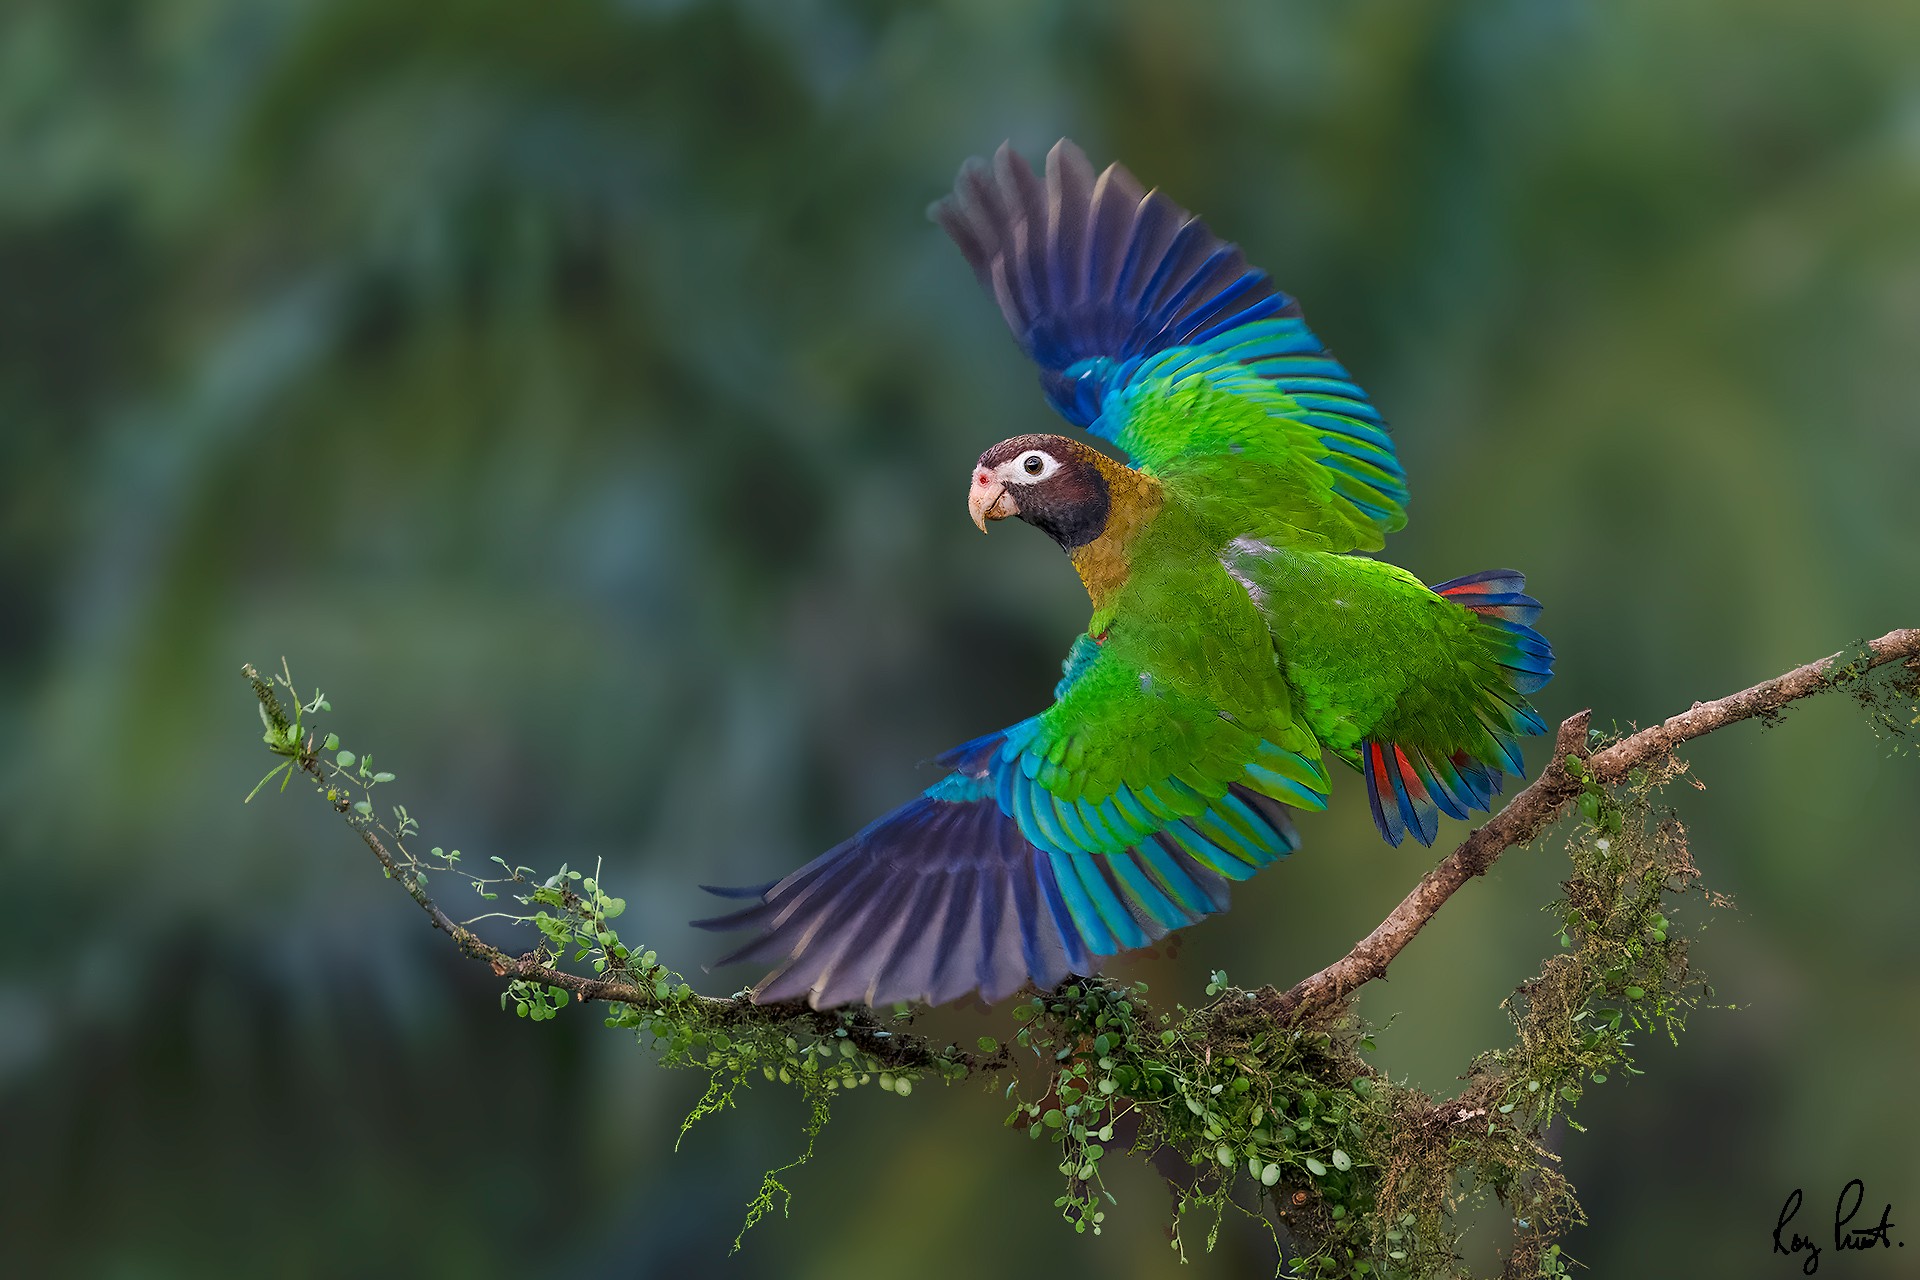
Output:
left=694, top=139, right=1553, bottom=1010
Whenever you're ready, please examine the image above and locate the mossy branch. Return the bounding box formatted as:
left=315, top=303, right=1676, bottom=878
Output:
left=240, top=627, right=1917, bottom=1278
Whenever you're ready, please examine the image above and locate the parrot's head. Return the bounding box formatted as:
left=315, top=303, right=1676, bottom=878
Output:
left=969, top=434, right=1114, bottom=549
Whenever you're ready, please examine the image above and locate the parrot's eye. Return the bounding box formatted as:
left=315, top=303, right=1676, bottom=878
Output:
left=1002, top=447, right=1060, bottom=484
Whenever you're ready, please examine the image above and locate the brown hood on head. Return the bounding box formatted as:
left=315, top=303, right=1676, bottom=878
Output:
left=967, top=433, right=1164, bottom=610
left=969, top=434, right=1113, bottom=549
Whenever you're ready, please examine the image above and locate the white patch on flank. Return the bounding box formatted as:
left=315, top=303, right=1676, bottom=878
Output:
left=1221, top=536, right=1278, bottom=610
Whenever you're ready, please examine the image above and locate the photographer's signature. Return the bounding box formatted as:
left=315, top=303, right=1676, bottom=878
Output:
left=1774, top=1180, right=1902, bottom=1274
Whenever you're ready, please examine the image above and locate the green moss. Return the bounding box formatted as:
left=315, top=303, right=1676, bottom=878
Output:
left=989, top=752, right=1729, bottom=1278
left=1828, top=641, right=1920, bottom=749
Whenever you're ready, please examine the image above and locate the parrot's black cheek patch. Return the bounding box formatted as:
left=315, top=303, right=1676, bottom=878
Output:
left=1020, top=461, right=1110, bottom=549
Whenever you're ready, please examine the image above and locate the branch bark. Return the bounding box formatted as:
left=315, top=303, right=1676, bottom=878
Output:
left=1257, top=627, right=1920, bottom=1020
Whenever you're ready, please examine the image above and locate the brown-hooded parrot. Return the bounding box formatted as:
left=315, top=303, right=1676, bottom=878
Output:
left=694, top=140, right=1553, bottom=1009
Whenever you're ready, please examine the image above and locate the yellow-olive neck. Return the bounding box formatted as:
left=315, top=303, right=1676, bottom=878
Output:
left=1068, top=455, right=1163, bottom=614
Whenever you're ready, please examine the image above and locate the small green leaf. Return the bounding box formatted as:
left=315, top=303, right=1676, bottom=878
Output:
left=1303, top=1157, right=1328, bottom=1178
left=336, top=750, right=355, bottom=768
left=1331, top=1149, right=1352, bottom=1172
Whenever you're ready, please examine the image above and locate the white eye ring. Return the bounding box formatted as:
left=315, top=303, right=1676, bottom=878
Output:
left=1007, top=450, right=1059, bottom=483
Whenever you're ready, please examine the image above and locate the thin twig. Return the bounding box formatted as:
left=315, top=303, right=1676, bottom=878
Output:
left=241, top=665, right=1002, bottom=1076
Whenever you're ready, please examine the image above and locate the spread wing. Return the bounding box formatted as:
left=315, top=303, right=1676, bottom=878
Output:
left=694, top=632, right=1328, bottom=1009
left=933, top=139, right=1408, bottom=552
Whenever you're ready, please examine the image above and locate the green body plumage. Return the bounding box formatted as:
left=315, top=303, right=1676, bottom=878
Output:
left=1238, top=547, right=1522, bottom=763
left=1022, top=431, right=1528, bottom=849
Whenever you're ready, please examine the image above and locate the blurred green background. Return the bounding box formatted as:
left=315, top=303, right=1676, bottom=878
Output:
left=3, top=0, right=1917, bottom=1275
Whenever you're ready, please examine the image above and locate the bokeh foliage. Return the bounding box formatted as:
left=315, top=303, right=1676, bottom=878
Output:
left=3, top=1, right=1918, bottom=1276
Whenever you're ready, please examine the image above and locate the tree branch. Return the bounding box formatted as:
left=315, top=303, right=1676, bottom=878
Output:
left=1258, top=627, right=1920, bottom=1020
left=245, top=631, right=1915, bottom=1271
left=247, top=626, right=1917, bottom=1043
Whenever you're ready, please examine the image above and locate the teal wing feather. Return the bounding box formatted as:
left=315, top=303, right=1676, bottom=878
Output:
left=1099, top=354, right=1404, bottom=551
left=933, top=138, right=1408, bottom=551
left=937, top=629, right=1328, bottom=958
left=695, top=618, right=1328, bottom=1008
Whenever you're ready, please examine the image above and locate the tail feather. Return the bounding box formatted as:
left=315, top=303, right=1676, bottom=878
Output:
left=1430, top=569, right=1540, bottom=620
left=1361, top=570, right=1554, bottom=848
left=1440, top=571, right=1554, bottom=698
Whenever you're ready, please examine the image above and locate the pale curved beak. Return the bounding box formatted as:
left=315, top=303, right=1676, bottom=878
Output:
left=968, top=471, right=1015, bottom=533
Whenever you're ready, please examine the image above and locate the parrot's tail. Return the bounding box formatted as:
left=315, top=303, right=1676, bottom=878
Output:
left=1360, top=569, right=1555, bottom=847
